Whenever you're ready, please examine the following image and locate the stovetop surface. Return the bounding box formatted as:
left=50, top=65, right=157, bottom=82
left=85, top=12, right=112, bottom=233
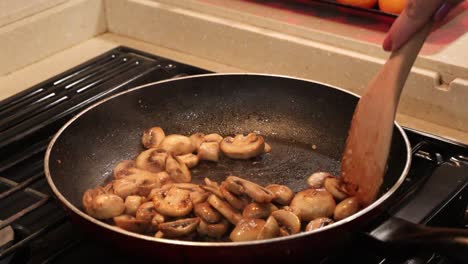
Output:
left=0, top=47, right=466, bottom=264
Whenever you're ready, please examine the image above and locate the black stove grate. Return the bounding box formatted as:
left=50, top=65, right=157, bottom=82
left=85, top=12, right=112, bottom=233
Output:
left=0, top=46, right=466, bottom=264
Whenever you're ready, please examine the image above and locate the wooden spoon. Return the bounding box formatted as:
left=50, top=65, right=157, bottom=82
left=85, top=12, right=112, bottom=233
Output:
left=340, top=23, right=432, bottom=207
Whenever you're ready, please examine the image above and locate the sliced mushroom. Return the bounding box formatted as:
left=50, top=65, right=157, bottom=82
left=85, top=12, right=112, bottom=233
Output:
left=290, top=189, right=336, bottom=222
left=201, top=178, right=223, bottom=198
left=158, top=134, right=196, bottom=155
left=158, top=217, right=200, bottom=238
left=194, top=202, right=222, bottom=224
left=137, top=171, right=173, bottom=197
left=165, top=155, right=191, bottom=183
left=83, top=187, right=125, bottom=219
left=229, top=218, right=265, bottom=242
left=197, top=219, right=230, bottom=238
left=189, top=133, right=205, bottom=150
left=334, top=197, right=360, bottom=221
left=113, top=168, right=170, bottom=199
left=257, top=215, right=280, bottom=240
left=307, top=172, right=333, bottom=189
left=197, top=142, right=220, bottom=162
left=242, top=203, right=278, bottom=219
left=113, top=215, right=151, bottom=233
left=136, top=201, right=158, bottom=222
left=265, top=184, right=294, bottom=205
left=324, top=177, right=349, bottom=201
left=171, top=183, right=209, bottom=204
left=113, top=160, right=136, bottom=179
left=271, top=209, right=301, bottom=236
left=152, top=186, right=193, bottom=217
left=305, top=217, right=334, bottom=232
left=207, top=194, right=242, bottom=225
left=204, top=133, right=223, bottom=144
left=219, top=183, right=249, bottom=211
left=220, top=133, right=265, bottom=159
left=224, top=176, right=274, bottom=203
left=135, top=148, right=168, bottom=173
left=176, top=153, right=199, bottom=168
left=141, top=126, right=165, bottom=149
left=124, top=195, right=144, bottom=216
left=264, top=142, right=272, bottom=153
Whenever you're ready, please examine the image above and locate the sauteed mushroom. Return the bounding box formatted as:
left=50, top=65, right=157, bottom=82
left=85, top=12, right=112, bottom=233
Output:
left=113, top=215, right=151, bottom=233
left=152, top=186, right=193, bottom=217
left=158, top=134, right=196, bottom=155
left=220, top=133, right=265, bottom=159
left=158, top=217, right=200, bottom=238
left=242, top=203, right=278, bottom=219
left=257, top=215, right=280, bottom=240
left=135, top=149, right=168, bottom=173
left=198, top=142, right=220, bottom=162
left=176, top=153, right=199, bottom=168
left=324, top=177, right=349, bottom=201
left=194, top=202, right=222, bottom=223
left=136, top=201, right=159, bottom=222
left=271, top=209, right=301, bottom=236
left=165, top=155, right=191, bottom=183
left=230, top=218, right=266, bottom=242
left=207, top=194, right=242, bottom=225
left=305, top=217, right=334, bottom=231
left=265, top=184, right=294, bottom=205
left=264, top=142, right=272, bottom=153
left=201, top=178, right=223, bottom=198
left=290, top=189, right=336, bottom=222
left=189, top=133, right=205, bottom=150
left=124, top=195, right=144, bottom=215
left=219, top=182, right=249, bottom=211
left=197, top=219, right=230, bottom=238
left=224, top=176, right=274, bottom=203
left=112, top=169, right=170, bottom=199
left=334, top=197, right=360, bottom=221
left=141, top=126, right=165, bottom=149
left=204, top=133, right=223, bottom=144
left=113, top=160, right=136, bottom=179
left=307, top=172, right=332, bottom=189
left=83, top=187, right=125, bottom=219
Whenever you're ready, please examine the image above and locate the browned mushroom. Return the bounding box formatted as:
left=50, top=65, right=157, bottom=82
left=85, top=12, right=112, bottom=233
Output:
left=307, top=172, right=333, bottom=189
left=176, top=153, right=199, bottom=168
left=124, top=195, right=144, bottom=216
left=334, top=197, right=360, bottom=221
left=257, top=215, right=280, bottom=240
left=242, top=203, right=278, bottom=219
left=219, top=182, right=249, bottom=211
left=165, top=155, right=191, bottom=183
left=137, top=171, right=173, bottom=197
left=113, top=215, right=151, bottom=233
left=141, top=126, right=165, bottom=149
left=264, top=142, right=272, bottom=153
left=197, top=142, right=220, bottom=162
left=170, top=183, right=209, bottom=204
left=197, top=219, right=230, bottom=238
left=224, top=176, right=274, bottom=203
left=152, top=186, right=193, bottom=217
left=220, top=133, right=265, bottom=159
left=324, top=177, right=349, bottom=201
left=289, top=189, right=336, bottom=222
left=135, top=148, right=168, bottom=173
left=230, top=218, right=266, bottom=242
left=204, top=133, right=223, bottom=143
left=305, top=217, right=334, bottom=232
left=158, top=134, right=196, bottom=155
left=207, top=194, right=242, bottom=225
left=136, top=201, right=159, bottom=222
left=82, top=187, right=125, bottom=219
left=194, top=202, right=222, bottom=224
left=201, top=178, right=223, bottom=198
left=158, top=217, right=200, bottom=238
left=271, top=209, right=301, bottom=236
left=189, top=133, right=205, bottom=150
left=265, top=184, right=294, bottom=205
left=113, top=160, right=136, bottom=179
left=112, top=169, right=170, bottom=199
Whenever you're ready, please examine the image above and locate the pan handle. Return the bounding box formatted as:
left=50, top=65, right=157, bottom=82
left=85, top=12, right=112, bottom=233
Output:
left=368, top=216, right=468, bottom=262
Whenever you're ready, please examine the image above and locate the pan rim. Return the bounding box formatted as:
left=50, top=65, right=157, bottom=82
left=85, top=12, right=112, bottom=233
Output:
left=44, top=72, right=412, bottom=247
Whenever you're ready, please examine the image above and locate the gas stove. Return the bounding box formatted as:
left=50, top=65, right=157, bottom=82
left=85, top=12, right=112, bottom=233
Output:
left=0, top=47, right=466, bottom=264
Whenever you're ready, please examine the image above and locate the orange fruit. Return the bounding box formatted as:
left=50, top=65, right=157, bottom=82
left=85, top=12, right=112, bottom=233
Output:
left=378, top=0, right=407, bottom=14
left=336, top=0, right=378, bottom=9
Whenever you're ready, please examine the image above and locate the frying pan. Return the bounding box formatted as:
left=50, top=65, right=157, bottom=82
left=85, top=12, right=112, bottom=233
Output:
left=44, top=74, right=467, bottom=263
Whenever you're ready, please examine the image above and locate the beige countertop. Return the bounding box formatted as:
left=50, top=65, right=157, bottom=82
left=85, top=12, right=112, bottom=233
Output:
left=1, top=0, right=467, bottom=145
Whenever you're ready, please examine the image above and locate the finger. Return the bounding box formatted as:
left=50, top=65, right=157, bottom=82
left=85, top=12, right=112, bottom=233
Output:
left=383, top=0, right=444, bottom=51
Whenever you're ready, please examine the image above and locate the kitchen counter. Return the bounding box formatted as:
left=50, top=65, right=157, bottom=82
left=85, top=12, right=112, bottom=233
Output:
left=1, top=0, right=467, bottom=145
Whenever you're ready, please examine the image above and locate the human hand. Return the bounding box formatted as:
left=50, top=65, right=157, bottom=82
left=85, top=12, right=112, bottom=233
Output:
left=382, top=0, right=461, bottom=51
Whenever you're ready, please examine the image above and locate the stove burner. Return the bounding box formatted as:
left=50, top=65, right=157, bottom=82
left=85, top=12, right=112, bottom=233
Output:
left=0, top=46, right=466, bottom=263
